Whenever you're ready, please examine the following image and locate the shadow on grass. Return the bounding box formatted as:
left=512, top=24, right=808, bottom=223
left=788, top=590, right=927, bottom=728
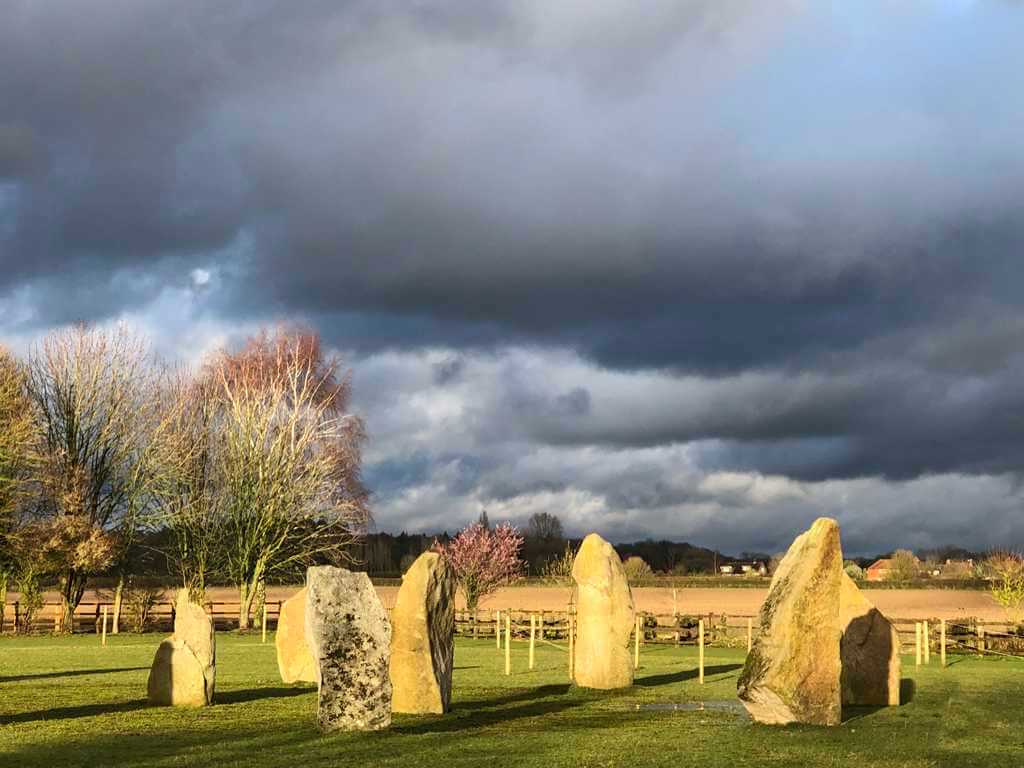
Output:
left=634, top=664, right=743, bottom=688
left=397, top=694, right=586, bottom=735
left=217, top=687, right=314, bottom=705
left=841, top=679, right=914, bottom=723
left=899, top=678, right=915, bottom=704
left=0, top=666, right=148, bottom=683
left=1, top=698, right=150, bottom=725
left=453, top=683, right=571, bottom=711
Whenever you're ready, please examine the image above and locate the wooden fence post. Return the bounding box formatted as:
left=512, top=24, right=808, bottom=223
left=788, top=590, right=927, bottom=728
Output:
left=261, top=603, right=268, bottom=644
left=698, top=619, right=705, bottom=685
left=496, top=610, right=502, bottom=650
left=747, top=618, right=753, bottom=653
left=567, top=607, right=575, bottom=682
left=915, top=622, right=922, bottom=666
left=528, top=614, right=536, bottom=671
left=940, top=619, right=946, bottom=667
left=101, top=605, right=108, bottom=646
left=672, top=587, right=678, bottom=617
left=977, top=624, right=985, bottom=656
left=923, top=621, right=930, bottom=664
left=504, top=614, right=511, bottom=676
left=632, top=614, right=639, bottom=667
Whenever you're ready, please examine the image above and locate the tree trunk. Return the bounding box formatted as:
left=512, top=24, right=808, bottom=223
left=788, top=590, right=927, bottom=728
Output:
left=0, top=570, right=7, bottom=634
left=58, top=569, right=87, bottom=634
left=111, top=573, right=125, bottom=635
left=238, top=581, right=252, bottom=631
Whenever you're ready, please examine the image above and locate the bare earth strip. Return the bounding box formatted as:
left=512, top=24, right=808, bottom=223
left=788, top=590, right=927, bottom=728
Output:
left=23, top=584, right=1005, bottom=621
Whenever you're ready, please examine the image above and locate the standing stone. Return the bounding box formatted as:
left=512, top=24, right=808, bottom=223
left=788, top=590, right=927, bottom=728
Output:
left=840, top=572, right=901, bottom=707
left=571, top=533, right=635, bottom=689
left=147, top=590, right=216, bottom=707
left=737, top=517, right=842, bottom=725
left=306, top=566, right=392, bottom=732
left=389, top=552, right=455, bottom=714
left=276, top=587, right=317, bottom=684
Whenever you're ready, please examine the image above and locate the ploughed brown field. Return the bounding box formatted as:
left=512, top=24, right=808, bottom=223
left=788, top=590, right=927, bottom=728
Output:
left=34, top=583, right=1008, bottom=621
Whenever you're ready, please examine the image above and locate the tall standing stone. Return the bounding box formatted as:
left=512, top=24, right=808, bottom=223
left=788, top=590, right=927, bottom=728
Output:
left=737, top=517, right=843, bottom=725
left=276, top=587, right=317, bottom=684
left=840, top=572, right=901, bottom=707
left=305, top=566, right=392, bottom=732
left=389, top=551, right=455, bottom=714
left=571, top=533, right=635, bottom=689
left=147, top=590, right=216, bottom=707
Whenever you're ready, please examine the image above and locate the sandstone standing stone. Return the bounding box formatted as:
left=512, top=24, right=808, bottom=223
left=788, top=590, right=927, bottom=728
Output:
left=147, top=590, right=216, bottom=707
left=571, top=532, right=635, bottom=689
left=306, top=566, right=392, bottom=732
left=276, top=587, right=317, bottom=684
left=737, top=517, right=842, bottom=725
left=840, top=572, right=901, bottom=707
left=389, top=552, right=455, bottom=714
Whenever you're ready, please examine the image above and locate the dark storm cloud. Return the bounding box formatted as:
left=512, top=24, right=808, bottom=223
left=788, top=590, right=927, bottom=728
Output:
left=4, top=0, right=1024, bottom=550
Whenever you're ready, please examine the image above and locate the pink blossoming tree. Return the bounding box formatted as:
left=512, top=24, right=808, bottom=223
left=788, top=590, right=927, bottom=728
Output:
left=437, top=521, right=524, bottom=613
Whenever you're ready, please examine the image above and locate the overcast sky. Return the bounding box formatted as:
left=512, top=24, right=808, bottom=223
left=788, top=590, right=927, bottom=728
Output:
left=3, top=1, right=1024, bottom=555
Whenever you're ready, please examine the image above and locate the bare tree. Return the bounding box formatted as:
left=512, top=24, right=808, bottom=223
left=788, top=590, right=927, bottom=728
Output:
left=526, top=512, right=564, bottom=541
left=0, top=346, right=35, bottom=629
left=149, top=372, right=223, bottom=603
left=982, top=551, right=1024, bottom=623
left=26, top=325, right=163, bottom=632
left=207, top=327, right=369, bottom=630
left=886, top=549, right=920, bottom=585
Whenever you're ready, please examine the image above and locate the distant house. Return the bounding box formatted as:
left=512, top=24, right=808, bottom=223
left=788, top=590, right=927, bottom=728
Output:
left=719, top=560, right=768, bottom=577
left=866, top=556, right=925, bottom=581
left=865, top=559, right=894, bottom=582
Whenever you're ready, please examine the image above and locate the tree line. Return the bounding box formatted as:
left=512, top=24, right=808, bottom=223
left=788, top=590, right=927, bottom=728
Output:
left=0, top=324, right=368, bottom=632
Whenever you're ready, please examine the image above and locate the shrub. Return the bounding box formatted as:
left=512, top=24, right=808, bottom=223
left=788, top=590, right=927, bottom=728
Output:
left=844, top=561, right=864, bottom=580
left=540, top=543, right=576, bottom=585
left=622, top=556, right=653, bottom=583
left=124, top=581, right=166, bottom=633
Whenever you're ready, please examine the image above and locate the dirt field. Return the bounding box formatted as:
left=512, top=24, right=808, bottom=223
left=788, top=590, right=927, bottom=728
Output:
left=180, top=584, right=1011, bottom=621
left=19, top=584, right=1008, bottom=622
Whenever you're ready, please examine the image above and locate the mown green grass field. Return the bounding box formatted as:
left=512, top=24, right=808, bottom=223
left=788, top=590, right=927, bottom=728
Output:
left=1, top=634, right=1021, bottom=768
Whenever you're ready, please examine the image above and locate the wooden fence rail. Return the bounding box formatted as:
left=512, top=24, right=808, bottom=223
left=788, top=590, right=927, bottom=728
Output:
left=3, top=602, right=1021, bottom=658
left=0, top=601, right=284, bottom=634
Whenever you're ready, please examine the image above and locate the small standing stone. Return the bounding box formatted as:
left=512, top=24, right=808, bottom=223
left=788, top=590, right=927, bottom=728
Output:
left=571, top=533, right=635, bottom=689
left=840, top=572, right=901, bottom=707
left=147, top=590, right=216, bottom=707
left=389, top=552, right=455, bottom=714
left=305, top=566, right=392, bottom=732
left=276, top=587, right=317, bottom=684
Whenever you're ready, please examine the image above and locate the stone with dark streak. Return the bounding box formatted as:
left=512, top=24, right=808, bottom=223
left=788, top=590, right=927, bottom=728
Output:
left=737, top=517, right=842, bottom=725
left=389, top=551, right=455, bottom=714
left=305, top=566, right=392, bottom=731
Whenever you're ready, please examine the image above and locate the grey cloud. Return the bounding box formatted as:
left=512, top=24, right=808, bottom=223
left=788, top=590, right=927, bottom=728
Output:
left=4, top=2, right=1024, bottom=551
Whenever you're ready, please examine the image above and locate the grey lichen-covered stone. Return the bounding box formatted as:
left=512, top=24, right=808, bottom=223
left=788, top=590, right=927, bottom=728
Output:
left=389, top=551, right=455, bottom=714
left=305, top=566, right=392, bottom=732
left=840, top=572, right=901, bottom=707
left=276, top=586, right=317, bottom=684
left=571, top=532, right=635, bottom=690
left=147, top=590, right=216, bottom=706
left=737, top=518, right=842, bottom=725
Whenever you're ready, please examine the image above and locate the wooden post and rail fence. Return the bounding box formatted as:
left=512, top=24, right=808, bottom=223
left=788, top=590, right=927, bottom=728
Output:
left=3, top=601, right=1022, bottom=669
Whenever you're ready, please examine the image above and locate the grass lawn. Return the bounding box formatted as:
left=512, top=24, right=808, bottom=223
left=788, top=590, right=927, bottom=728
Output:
left=1, top=634, right=1022, bottom=768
